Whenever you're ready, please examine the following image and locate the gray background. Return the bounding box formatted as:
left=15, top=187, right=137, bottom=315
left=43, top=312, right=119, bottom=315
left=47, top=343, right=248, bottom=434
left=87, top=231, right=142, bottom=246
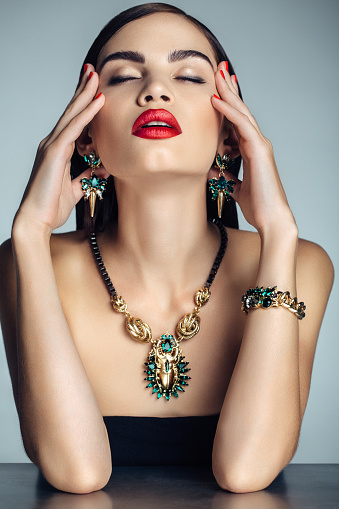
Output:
left=0, top=0, right=338, bottom=463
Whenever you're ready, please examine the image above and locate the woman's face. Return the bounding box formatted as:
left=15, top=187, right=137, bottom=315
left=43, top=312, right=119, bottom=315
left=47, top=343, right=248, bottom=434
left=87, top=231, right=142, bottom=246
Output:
left=89, top=13, right=224, bottom=179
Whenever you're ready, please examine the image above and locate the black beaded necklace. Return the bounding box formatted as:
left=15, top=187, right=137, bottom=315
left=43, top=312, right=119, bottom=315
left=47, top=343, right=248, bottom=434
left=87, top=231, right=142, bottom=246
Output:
left=89, top=217, right=227, bottom=402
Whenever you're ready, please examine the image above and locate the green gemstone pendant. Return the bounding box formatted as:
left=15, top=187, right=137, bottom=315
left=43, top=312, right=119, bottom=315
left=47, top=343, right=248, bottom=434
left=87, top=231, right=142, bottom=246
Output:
left=80, top=173, right=107, bottom=217
left=144, top=334, right=191, bottom=401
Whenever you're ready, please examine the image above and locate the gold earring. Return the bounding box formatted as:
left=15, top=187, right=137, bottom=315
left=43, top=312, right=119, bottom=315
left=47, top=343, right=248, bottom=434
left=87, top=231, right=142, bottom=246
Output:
left=80, top=151, right=107, bottom=217
left=208, top=153, right=236, bottom=218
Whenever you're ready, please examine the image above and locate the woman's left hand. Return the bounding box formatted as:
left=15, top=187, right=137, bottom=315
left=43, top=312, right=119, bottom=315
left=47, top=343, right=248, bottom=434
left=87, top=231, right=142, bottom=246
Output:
left=211, top=61, right=298, bottom=239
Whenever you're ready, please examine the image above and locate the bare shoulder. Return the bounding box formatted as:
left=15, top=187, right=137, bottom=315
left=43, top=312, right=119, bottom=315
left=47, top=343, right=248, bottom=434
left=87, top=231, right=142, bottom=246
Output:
left=297, top=237, right=334, bottom=286
left=50, top=229, right=88, bottom=260
left=49, top=230, right=91, bottom=300
left=296, top=237, right=334, bottom=321
left=225, top=227, right=334, bottom=299
left=224, top=227, right=262, bottom=285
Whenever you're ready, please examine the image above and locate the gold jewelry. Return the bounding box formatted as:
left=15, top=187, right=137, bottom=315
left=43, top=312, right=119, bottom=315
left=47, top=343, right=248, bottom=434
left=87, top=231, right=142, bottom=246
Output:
left=89, top=218, right=228, bottom=401
left=208, top=153, right=236, bottom=219
left=81, top=151, right=107, bottom=217
left=241, top=286, right=306, bottom=320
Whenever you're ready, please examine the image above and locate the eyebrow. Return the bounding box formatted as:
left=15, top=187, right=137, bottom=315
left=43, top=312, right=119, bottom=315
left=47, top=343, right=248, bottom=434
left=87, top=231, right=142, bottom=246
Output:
left=98, top=49, right=214, bottom=72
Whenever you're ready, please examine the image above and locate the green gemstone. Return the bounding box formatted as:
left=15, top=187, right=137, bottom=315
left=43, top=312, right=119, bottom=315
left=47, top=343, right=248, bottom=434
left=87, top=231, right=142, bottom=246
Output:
left=152, top=387, right=159, bottom=393
left=162, top=341, right=172, bottom=353
left=90, top=176, right=99, bottom=187
left=148, top=363, right=155, bottom=370
left=157, top=392, right=162, bottom=399
left=262, top=298, right=272, bottom=308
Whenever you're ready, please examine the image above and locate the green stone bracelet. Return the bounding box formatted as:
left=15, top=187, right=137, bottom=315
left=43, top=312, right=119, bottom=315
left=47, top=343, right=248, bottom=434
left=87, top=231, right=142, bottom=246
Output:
left=241, top=286, right=306, bottom=320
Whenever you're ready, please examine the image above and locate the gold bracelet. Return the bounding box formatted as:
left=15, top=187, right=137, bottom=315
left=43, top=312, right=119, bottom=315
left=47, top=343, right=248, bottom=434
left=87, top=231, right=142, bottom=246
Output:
left=241, top=286, right=306, bottom=320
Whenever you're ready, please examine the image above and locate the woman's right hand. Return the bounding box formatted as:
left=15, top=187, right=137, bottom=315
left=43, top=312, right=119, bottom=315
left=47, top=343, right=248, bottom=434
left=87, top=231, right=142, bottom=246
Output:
left=13, top=64, right=106, bottom=238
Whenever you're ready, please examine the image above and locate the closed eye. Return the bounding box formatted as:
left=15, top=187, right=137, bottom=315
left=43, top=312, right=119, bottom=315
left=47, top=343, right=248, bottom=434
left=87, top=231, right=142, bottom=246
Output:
left=176, top=76, right=206, bottom=84
left=108, top=76, right=206, bottom=85
left=108, top=76, right=140, bottom=85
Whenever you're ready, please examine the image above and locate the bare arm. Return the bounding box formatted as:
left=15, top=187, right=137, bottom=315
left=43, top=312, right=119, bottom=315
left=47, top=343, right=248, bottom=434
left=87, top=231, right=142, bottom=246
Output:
left=212, top=229, right=334, bottom=493
left=0, top=64, right=112, bottom=494
left=211, top=62, right=334, bottom=492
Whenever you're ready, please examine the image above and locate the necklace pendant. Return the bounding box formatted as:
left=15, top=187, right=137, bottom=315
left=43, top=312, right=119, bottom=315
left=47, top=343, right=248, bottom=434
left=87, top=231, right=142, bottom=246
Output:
left=144, top=334, right=191, bottom=401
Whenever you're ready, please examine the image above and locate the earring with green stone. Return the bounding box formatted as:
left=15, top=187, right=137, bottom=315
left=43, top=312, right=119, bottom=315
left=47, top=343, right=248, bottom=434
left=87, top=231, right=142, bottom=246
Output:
left=80, top=151, right=107, bottom=218
left=208, top=153, right=236, bottom=219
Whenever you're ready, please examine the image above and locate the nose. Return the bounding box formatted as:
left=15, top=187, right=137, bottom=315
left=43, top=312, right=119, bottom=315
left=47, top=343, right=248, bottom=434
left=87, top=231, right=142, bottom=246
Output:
left=137, top=76, right=175, bottom=106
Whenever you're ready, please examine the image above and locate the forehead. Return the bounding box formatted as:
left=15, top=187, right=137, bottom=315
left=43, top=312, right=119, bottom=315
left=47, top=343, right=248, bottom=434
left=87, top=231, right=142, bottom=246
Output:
left=97, top=12, right=217, bottom=68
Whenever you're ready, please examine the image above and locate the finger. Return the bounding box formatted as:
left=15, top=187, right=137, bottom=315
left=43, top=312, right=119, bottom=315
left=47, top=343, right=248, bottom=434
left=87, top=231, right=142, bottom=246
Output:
left=70, top=63, right=96, bottom=103
left=39, top=64, right=93, bottom=150
left=45, top=92, right=105, bottom=166
left=219, top=61, right=238, bottom=95
left=215, top=62, right=261, bottom=134
left=44, top=67, right=100, bottom=148
left=212, top=93, right=262, bottom=145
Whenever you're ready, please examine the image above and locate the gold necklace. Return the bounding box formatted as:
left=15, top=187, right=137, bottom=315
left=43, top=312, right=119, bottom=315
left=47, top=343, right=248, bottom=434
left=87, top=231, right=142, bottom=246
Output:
left=89, top=218, right=227, bottom=401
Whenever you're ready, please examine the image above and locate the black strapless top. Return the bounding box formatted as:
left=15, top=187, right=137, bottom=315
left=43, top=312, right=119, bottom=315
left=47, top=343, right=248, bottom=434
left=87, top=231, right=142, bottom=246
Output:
left=103, top=414, right=220, bottom=466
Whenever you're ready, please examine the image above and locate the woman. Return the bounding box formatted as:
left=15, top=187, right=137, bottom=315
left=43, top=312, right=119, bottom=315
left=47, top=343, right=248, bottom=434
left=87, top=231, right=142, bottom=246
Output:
left=0, top=2, right=334, bottom=495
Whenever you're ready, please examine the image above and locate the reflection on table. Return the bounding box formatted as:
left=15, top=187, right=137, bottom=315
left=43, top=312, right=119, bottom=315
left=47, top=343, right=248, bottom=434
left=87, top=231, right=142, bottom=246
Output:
left=0, top=463, right=338, bottom=509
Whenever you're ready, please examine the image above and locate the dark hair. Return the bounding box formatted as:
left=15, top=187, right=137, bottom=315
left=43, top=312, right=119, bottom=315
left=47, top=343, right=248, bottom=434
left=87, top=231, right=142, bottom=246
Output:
left=71, top=2, right=242, bottom=232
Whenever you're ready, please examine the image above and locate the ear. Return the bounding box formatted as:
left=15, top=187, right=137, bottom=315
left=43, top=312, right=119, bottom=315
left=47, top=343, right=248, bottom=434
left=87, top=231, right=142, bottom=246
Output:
left=75, top=125, right=95, bottom=158
left=75, top=126, right=111, bottom=179
left=217, top=118, right=240, bottom=160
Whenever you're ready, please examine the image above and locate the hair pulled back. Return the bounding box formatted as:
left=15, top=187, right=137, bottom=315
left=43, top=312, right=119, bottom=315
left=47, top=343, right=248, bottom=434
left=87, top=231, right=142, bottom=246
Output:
left=71, top=3, right=242, bottom=232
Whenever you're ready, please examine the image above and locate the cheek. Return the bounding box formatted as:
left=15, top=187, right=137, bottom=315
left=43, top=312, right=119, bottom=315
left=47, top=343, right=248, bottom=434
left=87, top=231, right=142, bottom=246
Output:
left=187, top=101, right=222, bottom=168
left=90, top=101, right=129, bottom=171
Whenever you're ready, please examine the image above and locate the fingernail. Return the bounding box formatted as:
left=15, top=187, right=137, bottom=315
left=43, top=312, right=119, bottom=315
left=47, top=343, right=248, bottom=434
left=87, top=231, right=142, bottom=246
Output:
left=88, top=71, right=94, bottom=81
left=213, top=94, right=221, bottom=100
left=233, top=74, right=237, bottom=84
left=220, top=70, right=225, bottom=80
left=95, top=92, right=103, bottom=100
left=225, top=61, right=229, bottom=72
left=84, top=64, right=88, bottom=74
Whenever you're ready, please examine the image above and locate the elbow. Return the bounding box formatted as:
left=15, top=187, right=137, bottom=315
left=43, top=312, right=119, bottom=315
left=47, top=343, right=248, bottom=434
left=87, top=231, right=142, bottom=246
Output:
left=23, top=433, right=112, bottom=494
left=212, top=454, right=291, bottom=494
left=213, top=465, right=275, bottom=493
left=212, top=434, right=298, bottom=493
left=40, top=463, right=112, bottom=494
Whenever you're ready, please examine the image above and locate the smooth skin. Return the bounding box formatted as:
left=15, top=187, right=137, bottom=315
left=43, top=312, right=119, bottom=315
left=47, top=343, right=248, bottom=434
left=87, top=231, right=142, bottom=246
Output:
left=0, top=13, right=334, bottom=494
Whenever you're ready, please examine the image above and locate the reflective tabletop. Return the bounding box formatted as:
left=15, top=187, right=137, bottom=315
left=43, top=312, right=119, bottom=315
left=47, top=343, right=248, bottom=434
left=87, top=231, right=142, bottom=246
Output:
left=0, top=463, right=338, bottom=509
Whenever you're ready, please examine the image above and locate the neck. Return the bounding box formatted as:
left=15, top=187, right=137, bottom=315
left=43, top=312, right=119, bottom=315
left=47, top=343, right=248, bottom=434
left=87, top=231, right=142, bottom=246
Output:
left=107, top=174, right=221, bottom=298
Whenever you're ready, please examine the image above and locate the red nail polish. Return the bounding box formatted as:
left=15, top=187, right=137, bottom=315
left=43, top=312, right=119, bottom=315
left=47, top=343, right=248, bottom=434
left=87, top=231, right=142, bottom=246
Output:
left=234, top=74, right=237, bottom=84
left=88, top=71, right=94, bottom=81
left=95, top=92, right=103, bottom=100
left=84, top=64, right=88, bottom=73
left=220, top=70, right=225, bottom=80
left=225, top=61, right=229, bottom=72
left=213, top=94, right=221, bottom=100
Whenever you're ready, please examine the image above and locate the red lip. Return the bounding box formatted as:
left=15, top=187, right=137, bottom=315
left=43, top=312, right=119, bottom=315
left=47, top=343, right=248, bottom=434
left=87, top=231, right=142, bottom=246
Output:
left=132, top=109, right=182, bottom=139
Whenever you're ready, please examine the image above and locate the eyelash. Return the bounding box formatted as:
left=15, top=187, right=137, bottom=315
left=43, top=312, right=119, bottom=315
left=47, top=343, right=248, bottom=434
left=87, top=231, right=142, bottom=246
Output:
left=108, top=76, right=206, bottom=85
